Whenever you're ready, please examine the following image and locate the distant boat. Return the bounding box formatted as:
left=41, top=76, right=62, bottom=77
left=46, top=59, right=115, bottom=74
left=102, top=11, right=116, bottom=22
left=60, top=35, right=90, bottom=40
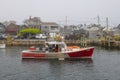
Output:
left=0, top=40, right=5, bottom=48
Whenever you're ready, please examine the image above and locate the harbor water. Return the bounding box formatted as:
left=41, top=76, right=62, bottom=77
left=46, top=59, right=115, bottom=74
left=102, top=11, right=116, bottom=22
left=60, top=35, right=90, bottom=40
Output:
left=0, top=46, right=120, bottom=80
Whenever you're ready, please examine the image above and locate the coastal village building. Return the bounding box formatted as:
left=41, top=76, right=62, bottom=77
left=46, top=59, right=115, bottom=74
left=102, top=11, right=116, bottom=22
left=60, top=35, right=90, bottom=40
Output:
left=24, top=16, right=42, bottom=29
left=69, top=25, right=81, bottom=31
left=102, top=27, right=113, bottom=36
left=62, top=25, right=81, bottom=36
left=112, top=24, right=120, bottom=36
left=41, top=22, right=60, bottom=36
left=61, top=25, right=88, bottom=40
left=60, top=24, right=87, bottom=40
left=5, top=23, right=19, bottom=36
left=3, top=21, right=16, bottom=27
left=23, top=16, right=61, bottom=37
left=73, top=29, right=88, bottom=36
left=74, top=24, right=88, bottom=36
left=0, top=23, right=5, bottom=34
left=63, top=25, right=81, bottom=32
left=19, top=25, right=28, bottom=31
left=60, top=25, right=72, bottom=36
left=0, top=23, right=5, bottom=38
left=87, top=24, right=104, bottom=40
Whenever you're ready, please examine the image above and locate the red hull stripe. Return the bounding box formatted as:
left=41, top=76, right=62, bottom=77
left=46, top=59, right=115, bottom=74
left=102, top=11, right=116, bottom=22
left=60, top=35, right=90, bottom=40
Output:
left=22, top=53, right=46, bottom=58
left=67, top=48, right=94, bottom=58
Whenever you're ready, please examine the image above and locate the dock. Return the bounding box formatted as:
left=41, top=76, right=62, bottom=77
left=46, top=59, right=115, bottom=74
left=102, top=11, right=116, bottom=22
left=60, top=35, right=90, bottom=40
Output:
left=5, top=39, right=120, bottom=49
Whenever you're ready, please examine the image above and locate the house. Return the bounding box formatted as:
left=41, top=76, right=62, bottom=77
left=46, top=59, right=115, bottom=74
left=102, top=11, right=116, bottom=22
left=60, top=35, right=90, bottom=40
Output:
left=0, top=23, right=5, bottom=38
left=61, top=25, right=72, bottom=36
left=112, top=24, right=120, bottom=36
left=73, top=29, right=88, bottom=36
left=41, top=22, right=60, bottom=36
left=0, top=23, right=5, bottom=34
left=24, top=16, right=42, bottom=29
left=87, top=24, right=104, bottom=40
left=18, top=25, right=28, bottom=31
left=64, top=25, right=81, bottom=31
left=5, top=23, right=19, bottom=36
left=3, top=20, right=16, bottom=27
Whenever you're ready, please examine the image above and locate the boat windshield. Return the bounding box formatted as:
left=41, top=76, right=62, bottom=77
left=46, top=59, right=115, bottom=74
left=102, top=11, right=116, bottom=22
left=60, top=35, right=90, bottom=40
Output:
left=45, top=42, right=66, bottom=52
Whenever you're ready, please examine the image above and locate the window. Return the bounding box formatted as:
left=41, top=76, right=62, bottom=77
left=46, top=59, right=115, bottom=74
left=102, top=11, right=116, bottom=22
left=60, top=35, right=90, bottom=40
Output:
left=51, top=26, right=58, bottom=30
left=45, top=26, right=48, bottom=28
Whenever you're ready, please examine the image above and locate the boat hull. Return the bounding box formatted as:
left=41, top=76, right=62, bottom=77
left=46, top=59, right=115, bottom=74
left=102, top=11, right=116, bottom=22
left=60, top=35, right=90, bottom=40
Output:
left=22, top=47, right=94, bottom=59
left=67, top=47, right=94, bottom=58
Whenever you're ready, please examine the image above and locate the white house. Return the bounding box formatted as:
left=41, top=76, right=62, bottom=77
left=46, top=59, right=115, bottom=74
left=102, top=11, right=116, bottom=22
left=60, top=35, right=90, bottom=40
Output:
left=87, top=24, right=104, bottom=40
left=24, top=16, right=42, bottom=29
left=112, top=28, right=120, bottom=36
left=41, top=22, right=60, bottom=36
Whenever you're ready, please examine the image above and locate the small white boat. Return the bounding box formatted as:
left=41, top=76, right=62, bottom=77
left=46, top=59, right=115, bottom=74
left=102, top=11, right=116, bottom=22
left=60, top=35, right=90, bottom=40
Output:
left=0, top=41, right=5, bottom=48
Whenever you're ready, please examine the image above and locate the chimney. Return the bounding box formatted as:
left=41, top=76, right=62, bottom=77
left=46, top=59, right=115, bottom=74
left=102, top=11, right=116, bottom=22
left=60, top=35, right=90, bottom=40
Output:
left=29, top=16, right=32, bottom=20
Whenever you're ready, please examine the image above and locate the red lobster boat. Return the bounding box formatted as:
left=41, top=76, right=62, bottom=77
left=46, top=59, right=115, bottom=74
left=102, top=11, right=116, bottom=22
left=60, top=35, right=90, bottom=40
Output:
left=22, top=41, right=94, bottom=60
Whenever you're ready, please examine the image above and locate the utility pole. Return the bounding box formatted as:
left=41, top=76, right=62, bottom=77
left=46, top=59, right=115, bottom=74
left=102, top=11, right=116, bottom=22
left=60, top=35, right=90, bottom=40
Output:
left=65, top=16, right=67, bottom=26
left=106, top=17, right=110, bottom=48
left=63, top=16, right=68, bottom=40
left=106, top=17, right=108, bottom=29
left=106, top=17, right=109, bottom=37
left=97, top=16, right=100, bottom=25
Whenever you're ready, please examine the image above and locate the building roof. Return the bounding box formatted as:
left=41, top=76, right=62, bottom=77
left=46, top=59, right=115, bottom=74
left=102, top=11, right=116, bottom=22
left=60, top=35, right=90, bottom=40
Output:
left=24, top=17, right=42, bottom=25
left=88, top=26, right=100, bottom=31
left=3, top=21, right=16, bottom=27
left=103, top=27, right=112, bottom=31
left=0, top=23, right=5, bottom=27
left=41, top=22, right=58, bottom=26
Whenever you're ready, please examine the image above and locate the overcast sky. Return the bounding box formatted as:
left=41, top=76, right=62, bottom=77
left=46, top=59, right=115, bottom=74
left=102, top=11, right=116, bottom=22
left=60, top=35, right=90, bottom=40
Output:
left=0, top=0, right=120, bottom=26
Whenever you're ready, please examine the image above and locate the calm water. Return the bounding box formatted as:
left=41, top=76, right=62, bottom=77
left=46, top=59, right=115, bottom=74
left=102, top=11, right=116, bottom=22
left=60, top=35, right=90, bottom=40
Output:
left=0, top=47, right=120, bottom=80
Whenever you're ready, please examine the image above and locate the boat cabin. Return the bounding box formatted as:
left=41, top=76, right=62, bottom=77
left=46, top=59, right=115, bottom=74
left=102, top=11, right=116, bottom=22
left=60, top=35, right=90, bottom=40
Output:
left=45, top=41, right=67, bottom=53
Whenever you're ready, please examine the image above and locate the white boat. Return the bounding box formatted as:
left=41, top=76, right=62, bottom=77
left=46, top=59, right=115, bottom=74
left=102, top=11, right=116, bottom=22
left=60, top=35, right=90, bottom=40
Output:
left=0, top=41, right=5, bottom=48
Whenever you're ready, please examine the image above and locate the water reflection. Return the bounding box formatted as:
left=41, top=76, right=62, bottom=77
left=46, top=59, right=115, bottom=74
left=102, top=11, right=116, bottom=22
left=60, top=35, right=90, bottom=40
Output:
left=2, top=46, right=26, bottom=58
left=22, top=58, right=93, bottom=64
left=0, top=49, right=6, bottom=62
left=22, top=58, right=93, bottom=80
left=0, top=49, right=6, bottom=56
left=1, top=46, right=120, bottom=80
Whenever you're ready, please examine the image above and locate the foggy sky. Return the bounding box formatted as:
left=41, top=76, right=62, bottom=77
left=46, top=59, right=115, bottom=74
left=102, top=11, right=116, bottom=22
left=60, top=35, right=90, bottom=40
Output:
left=0, top=0, right=120, bottom=26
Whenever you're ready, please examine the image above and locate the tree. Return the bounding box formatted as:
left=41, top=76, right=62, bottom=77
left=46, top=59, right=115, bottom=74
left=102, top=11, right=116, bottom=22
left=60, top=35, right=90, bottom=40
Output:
left=19, top=28, right=41, bottom=38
